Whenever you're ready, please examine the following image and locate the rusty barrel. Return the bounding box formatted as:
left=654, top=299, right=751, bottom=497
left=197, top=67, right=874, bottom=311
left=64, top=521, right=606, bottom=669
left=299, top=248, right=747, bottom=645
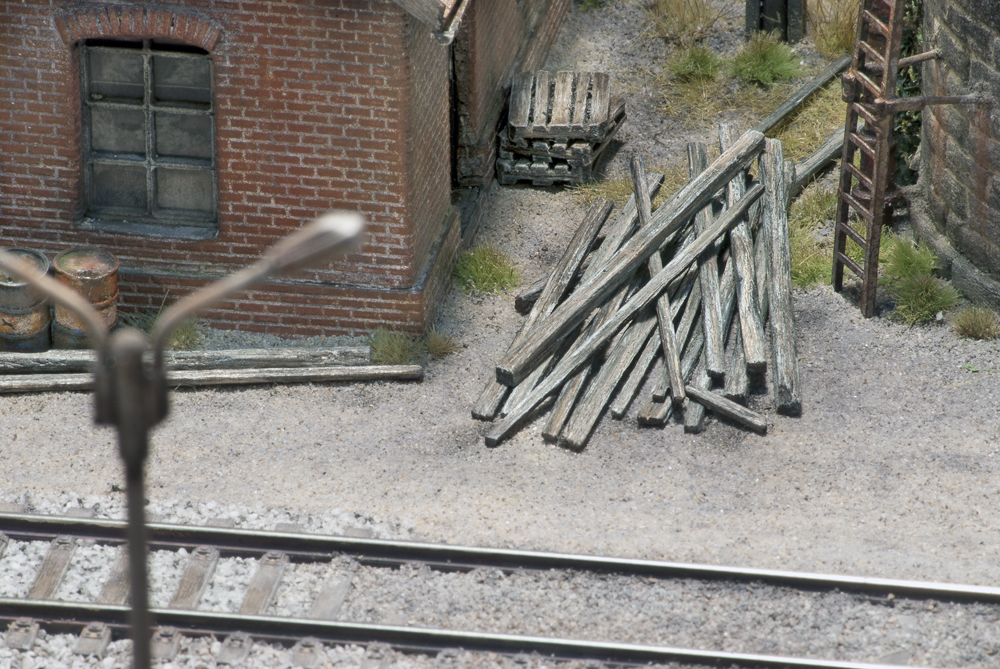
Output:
left=0, top=248, right=52, bottom=352
left=52, top=247, right=119, bottom=349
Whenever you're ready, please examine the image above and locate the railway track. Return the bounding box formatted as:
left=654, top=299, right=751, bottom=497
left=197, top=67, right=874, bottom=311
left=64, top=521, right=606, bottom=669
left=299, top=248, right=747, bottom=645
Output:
left=0, top=511, right=997, bottom=668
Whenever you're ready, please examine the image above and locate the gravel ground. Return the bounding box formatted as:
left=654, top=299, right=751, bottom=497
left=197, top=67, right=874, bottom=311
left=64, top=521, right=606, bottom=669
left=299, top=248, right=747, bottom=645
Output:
left=2, top=2, right=1000, bottom=667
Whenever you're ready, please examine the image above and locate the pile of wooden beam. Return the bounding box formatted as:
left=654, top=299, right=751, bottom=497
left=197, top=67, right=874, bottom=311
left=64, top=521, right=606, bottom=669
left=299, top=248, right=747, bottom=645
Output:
left=498, top=71, right=625, bottom=186
left=473, top=125, right=802, bottom=449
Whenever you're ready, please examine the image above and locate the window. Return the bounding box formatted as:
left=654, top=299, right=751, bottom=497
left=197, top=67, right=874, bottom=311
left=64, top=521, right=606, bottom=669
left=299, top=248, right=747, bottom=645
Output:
left=80, top=39, right=216, bottom=238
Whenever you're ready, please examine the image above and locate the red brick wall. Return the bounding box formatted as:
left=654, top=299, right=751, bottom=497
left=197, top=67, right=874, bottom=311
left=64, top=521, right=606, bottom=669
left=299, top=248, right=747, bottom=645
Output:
left=452, top=0, right=570, bottom=187
left=0, top=0, right=455, bottom=336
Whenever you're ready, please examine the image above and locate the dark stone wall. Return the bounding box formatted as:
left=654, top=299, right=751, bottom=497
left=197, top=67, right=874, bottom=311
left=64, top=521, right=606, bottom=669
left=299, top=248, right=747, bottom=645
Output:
left=919, top=0, right=1000, bottom=299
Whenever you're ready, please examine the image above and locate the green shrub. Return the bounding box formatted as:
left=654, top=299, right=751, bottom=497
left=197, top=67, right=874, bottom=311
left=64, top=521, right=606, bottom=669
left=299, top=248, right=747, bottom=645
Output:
left=730, top=31, right=801, bottom=86
left=370, top=328, right=423, bottom=365
left=453, top=246, right=519, bottom=294
left=953, top=306, right=1000, bottom=340
left=668, top=45, right=723, bottom=82
left=882, top=236, right=958, bottom=324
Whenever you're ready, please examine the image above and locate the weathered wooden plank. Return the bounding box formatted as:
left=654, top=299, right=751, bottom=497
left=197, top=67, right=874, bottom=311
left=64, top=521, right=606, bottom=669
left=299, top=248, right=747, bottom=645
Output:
left=501, top=180, right=661, bottom=416
left=719, top=123, right=767, bottom=372
left=652, top=266, right=702, bottom=402
left=687, top=142, right=726, bottom=382
left=0, top=347, right=371, bottom=375
left=487, top=184, right=763, bottom=446
left=762, top=139, right=802, bottom=416
left=791, top=125, right=845, bottom=198
left=541, top=279, right=633, bottom=441
left=632, top=156, right=686, bottom=404
left=683, top=358, right=711, bottom=433
left=0, top=365, right=423, bottom=394
left=571, top=72, right=589, bottom=131
left=637, top=393, right=673, bottom=426
left=309, top=574, right=353, bottom=619
left=752, top=54, right=853, bottom=137
left=169, top=545, right=219, bottom=609
left=609, top=331, right=660, bottom=419
left=531, top=70, right=551, bottom=134
left=590, top=72, right=611, bottom=125
left=787, top=0, right=807, bottom=42
left=27, top=536, right=76, bottom=600
left=549, top=71, right=575, bottom=130
left=96, top=547, right=130, bottom=605
left=501, top=176, right=664, bottom=417
left=473, top=198, right=613, bottom=420
left=723, top=320, right=750, bottom=405
left=497, top=130, right=766, bottom=387
left=561, top=309, right=659, bottom=449
left=686, top=384, right=768, bottom=434
left=508, top=71, right=533, bottom=130
left=745, top=0, right=761, bottom=39
left=239, top=551, right=288, bottom=615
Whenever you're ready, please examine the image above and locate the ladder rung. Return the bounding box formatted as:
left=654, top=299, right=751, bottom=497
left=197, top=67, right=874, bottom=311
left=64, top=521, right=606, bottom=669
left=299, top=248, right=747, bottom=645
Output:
left=853, top=69, right=886, bottom=97
left=835, top=251, right=865, bottom=278
left=844, top=162, right=874, bottom=189
left=837, top=219, right=868, bottom=249
left=847, top=131, right=876, bottom=159
left=858, top=41, right=888, bottom=69
left=862, top=10, right=890, bottom=38
left=852, top=103, right=880, bottom=127
left=841, top=190, right=874, bottom=223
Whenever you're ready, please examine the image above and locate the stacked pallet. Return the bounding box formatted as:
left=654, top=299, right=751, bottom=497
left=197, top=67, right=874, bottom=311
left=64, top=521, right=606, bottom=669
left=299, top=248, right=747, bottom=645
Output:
left=474, top=125, right=802, bottom=449
left=498, top=71, right=626, bottom=186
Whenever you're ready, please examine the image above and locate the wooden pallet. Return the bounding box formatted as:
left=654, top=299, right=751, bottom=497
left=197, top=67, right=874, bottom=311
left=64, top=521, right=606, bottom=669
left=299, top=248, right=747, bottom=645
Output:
left=502, top=101, right=625, bottom=165
left=496, top=153, right=593, bottom=187
left=508, top=71, right=617, bottom=142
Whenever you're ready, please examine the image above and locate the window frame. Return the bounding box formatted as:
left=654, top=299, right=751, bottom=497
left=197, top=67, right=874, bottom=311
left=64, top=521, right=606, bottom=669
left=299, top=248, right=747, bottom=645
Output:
left=79, top=38, right=218, bottom=240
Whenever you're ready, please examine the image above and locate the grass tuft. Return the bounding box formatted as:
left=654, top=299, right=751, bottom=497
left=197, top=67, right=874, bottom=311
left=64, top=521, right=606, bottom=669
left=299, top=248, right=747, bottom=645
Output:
left=645, top=0, right=727, bottom=46
left=730, top=31, right=802, bottom=86
left=121, top=301, right=202, bottom=351
left=572, top=162, right=688, bottom=209
left=809, top=0, right=859, bottom=58
left=453, top=246, right=519, bottom=294
left=370, top=328, right=424, bottom=365
left=881, top=236, right=958, bottom=324
left=953, top=306, right=1000, bottom=340
left=770, top=82, right=847, bottom=162
left=668, top=44, right=723, bottom=82
left=423, top=327, right=460, bottom=358
left=788, top=186, right=837, bottom=288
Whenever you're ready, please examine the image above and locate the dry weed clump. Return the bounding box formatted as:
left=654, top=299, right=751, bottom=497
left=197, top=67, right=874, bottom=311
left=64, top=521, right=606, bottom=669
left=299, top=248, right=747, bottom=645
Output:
left=809, top=0, right=859, bottom=58
left=770, top=82, right=847, bottom=162
left=952, top=306, right=1000, bottom=340
left=645, top=0, right=728, bottom=46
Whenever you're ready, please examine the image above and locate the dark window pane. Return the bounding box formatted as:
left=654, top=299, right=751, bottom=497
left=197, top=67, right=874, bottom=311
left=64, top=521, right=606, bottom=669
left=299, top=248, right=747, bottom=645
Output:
left=153, top=56, right=210, bottom=104
left=156, top=168, right=213, bottom=215
left=91, top=107, right=145, bottom=155
left=88, top=49, right=144, bottom=101
left=151, top=40, right=208, bottom=55
left=91, top=164, right=147, bottom=211
left=155, top=113, right=213, bottom=159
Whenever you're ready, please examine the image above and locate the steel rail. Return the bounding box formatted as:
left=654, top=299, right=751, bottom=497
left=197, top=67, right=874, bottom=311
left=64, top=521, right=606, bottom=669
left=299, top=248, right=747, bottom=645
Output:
left=0, top=598, right=928, bottom=669
left=2, top=512, right=1000, bottom=605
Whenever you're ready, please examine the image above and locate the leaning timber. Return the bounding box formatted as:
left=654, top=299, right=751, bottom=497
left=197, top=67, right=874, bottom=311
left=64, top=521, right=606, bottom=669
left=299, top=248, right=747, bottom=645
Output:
left=472, top=198, right=614, bottom=420
left=685, top=384, right=767, bottom=435
left=632, top=157, right=686, bottom=403
left=761, top=139, right=802, bottom=416
left=497, top=130, right=765, bottom=388
left=752, top=54, right=852, bottom=137
left=486, top=183, right=763, bottom=446
left=0, top=347, right=371, bottom=375
left=0, top=365, right=424, bottom=394
left=688, top=142, right=725, bottom=381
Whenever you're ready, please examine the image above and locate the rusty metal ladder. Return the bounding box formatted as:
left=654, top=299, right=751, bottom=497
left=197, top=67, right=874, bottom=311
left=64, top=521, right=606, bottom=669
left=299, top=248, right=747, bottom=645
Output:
left=832, top=0, right=984, bottom=317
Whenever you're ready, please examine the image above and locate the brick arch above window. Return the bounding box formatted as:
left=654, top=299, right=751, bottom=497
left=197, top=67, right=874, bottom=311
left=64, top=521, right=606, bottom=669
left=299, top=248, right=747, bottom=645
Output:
left=55, top=5, right=222, bottom=52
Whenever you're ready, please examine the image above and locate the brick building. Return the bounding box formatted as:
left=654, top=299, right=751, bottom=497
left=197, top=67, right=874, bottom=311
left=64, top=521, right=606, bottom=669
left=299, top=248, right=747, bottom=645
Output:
left=915, top=0, right=1000, bottom=304
left=0, top=0, right=568, bottom=337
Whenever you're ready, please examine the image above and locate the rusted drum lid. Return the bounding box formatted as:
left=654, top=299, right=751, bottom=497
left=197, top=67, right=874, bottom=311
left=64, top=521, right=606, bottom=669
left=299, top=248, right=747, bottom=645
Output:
left=0, top=247, right=51, bottom=310
left=53, top=247, right=119, bottom=303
